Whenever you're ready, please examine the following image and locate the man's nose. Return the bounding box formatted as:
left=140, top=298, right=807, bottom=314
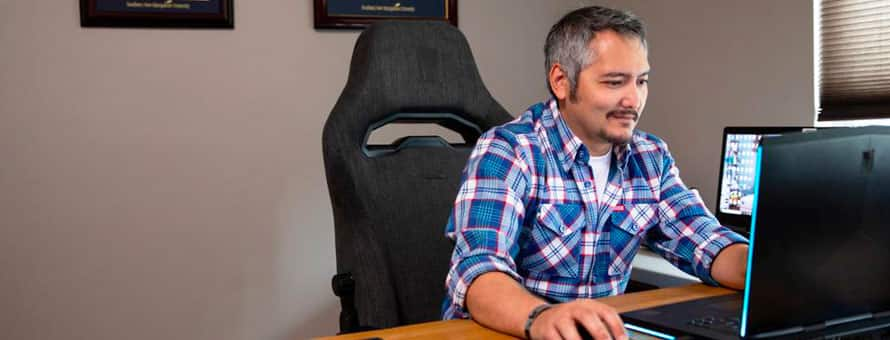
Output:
left=620, top=86, right=641, bottom=109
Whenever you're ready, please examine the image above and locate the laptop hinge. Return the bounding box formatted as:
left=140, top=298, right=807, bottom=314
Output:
left=822, top=321, right=890, bottom=339
left=798, top=312, right=888, bottom=339
left=874, top=310, right=890, bottom=319
left=750, top=326, right=805, bottom=338
left=757, top=313, right=889, bottom=339
left=796, top=313, right=873, bottom=335
left=824, top=313, right=873, bottom=327
left=802, top=323, right=825, bottom=333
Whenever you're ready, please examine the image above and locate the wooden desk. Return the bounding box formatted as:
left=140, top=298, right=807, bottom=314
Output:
left=317, top=284, right=735, bottom=340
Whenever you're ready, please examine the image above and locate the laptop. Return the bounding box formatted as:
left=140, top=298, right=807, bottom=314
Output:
left=713, top=127, right=813, bottom=235
left=622, top=126, right=890, bottom=339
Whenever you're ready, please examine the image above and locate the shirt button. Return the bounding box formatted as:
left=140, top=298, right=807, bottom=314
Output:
left=584, top=181, right=592, bottom=188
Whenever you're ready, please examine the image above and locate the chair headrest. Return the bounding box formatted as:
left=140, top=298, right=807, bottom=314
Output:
left=327, top=21, right=509, bottom=141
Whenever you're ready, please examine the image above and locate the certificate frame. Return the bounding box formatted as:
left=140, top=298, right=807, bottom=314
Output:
left=80, top=0, right=234, bottom=29
left=314, top=0, right=457, bottom=29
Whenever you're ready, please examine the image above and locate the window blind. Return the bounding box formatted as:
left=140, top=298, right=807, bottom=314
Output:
left=819, top=0, right=890, bottom=121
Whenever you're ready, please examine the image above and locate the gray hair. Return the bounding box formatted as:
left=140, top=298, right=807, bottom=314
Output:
left=545, top=6, right=647, bottom=100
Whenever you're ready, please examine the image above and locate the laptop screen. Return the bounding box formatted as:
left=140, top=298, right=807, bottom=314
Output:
left=718, top=133, right=763, bottom=216
left=714, top=127, right=810, bottom=232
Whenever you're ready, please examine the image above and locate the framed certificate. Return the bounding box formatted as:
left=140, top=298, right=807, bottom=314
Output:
left=314, top=0, right=457, bottom=29
left=80, top=0, right=234, bottom=28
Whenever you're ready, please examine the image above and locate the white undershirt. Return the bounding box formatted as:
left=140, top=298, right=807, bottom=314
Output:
left=587, top=147, right=612, bottom=204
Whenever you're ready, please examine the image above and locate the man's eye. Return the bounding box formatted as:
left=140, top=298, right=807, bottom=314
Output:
left=638, top=79, right=649, bottom=85
left=604, top=80, right=623, bottom=87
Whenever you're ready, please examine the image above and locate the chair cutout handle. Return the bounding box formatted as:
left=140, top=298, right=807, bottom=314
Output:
left=362, top=113, right=482, bottom=157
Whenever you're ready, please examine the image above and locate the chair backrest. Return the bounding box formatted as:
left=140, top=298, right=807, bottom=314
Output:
left=322, top=21, right=512, bottom=330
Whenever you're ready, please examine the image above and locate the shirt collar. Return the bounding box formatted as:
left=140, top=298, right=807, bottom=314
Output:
left=546, top=98, right=633, bottom=173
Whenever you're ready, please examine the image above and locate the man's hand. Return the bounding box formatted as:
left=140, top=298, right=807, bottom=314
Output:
left=529, top=299, right=628, bottom=340
left=466, top=272, right=628, bottom=340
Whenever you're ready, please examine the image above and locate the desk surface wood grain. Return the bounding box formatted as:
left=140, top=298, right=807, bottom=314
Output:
left=316, top=284, right=736, bottom=340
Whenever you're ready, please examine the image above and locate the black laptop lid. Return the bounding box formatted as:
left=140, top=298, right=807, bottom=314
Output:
left=714, top=127, right=810, bottom=234
left=621, top=127, right=890, bottom=339
left=743, top=126, right=890, bottom=336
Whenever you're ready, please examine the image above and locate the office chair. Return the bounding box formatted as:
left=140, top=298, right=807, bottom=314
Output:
left=322, top=21, right=512, bottom=333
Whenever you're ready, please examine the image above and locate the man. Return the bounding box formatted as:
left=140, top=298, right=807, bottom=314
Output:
left=442, top=6, right=749, bottom=340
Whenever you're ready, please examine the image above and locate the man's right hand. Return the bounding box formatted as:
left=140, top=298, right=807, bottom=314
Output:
left=465, top=272, right=629, bottom=340
left=528, top=299, right=628, bottom=340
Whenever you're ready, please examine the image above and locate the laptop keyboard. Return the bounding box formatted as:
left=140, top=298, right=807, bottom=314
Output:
left=687, top=315, right=740, bottom=334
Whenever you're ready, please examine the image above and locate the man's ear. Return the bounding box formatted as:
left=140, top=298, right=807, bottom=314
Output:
left=548, top=64, right=570, bottom=101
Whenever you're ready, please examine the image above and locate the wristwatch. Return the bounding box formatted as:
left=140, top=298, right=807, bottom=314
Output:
left=524, top=303, right=554, bottom=339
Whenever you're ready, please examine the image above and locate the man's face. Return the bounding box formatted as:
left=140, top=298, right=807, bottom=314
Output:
left=555, top=30, right=650, bottom=149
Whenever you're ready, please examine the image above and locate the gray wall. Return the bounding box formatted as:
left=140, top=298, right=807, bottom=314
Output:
left=0, top=1, right=813, bottom=340
left=0, top=1, right=579, bottom=339
left=600, top=0, right=815, bottom=208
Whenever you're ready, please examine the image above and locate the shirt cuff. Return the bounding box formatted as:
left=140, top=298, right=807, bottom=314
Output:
left=694, top=232, right=749, bottom=286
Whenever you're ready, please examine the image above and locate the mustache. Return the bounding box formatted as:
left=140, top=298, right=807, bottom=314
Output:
left=607, top=109, right=639, bottom=121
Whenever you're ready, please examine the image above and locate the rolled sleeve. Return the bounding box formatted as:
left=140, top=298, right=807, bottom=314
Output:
left=690, top=231, right=748, bottom=286
left=442, top=129, right=530, bottom=319
left=443, top=252, right=522, bottom=319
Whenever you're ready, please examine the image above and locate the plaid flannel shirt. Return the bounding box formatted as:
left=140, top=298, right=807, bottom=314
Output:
left=442, top=98, right=748, bottom=319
